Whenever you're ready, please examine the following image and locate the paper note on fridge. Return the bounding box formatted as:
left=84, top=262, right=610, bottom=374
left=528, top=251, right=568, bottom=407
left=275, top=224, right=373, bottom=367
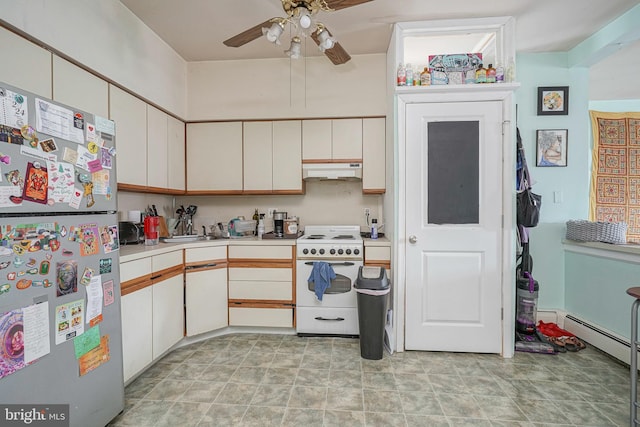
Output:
left=35, top=98, right=84, bottom=144
left=74, top=325, right=100, bottom=359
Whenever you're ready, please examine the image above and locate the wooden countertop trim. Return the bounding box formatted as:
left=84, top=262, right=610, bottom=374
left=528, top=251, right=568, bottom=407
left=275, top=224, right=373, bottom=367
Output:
left=228, top=259, right=293, bottom=268
left=365, top=261, right=391, bottom=268
left=302, top=159, right=362, bottom=164
left=228, top=301, right=295, bottom=308
left=150, top=264, right=184, bottom=281
left=184, top=259, right=228, bottom=269
left=121, top=274, right=153, bottom=296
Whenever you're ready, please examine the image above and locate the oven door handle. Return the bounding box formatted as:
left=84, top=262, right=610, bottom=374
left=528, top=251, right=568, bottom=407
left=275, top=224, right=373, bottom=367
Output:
left=315, top=316, right=345, bottom=322
left=304, top=261, right=355, bottom=267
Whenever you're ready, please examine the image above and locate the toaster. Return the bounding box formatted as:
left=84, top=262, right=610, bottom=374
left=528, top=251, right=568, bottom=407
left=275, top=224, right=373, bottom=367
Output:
left=118, top=221, right=143, bottom=245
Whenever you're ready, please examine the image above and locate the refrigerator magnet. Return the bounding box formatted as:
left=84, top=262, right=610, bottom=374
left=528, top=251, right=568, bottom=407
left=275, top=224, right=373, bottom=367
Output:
left=22, top=162, right=48, bottom=204
left=79, top=267, right=94, bottom=286
left=56, top=260, right=77, bottom=297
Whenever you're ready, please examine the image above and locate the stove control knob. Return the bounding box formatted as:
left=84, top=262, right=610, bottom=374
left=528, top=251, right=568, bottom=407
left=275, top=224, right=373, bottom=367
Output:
left=311, top=249, right=316, bottom=255
left=330, top=249, right=336, bottom=255
left=346, top=249, right=352, bottom=255
left=354, top=249, right=360, bottom=255
left=319, top=249, right=325, bottom=255
left=338, top=249, right=344, bottom=255
left=302, top=248, right=309, bottom=254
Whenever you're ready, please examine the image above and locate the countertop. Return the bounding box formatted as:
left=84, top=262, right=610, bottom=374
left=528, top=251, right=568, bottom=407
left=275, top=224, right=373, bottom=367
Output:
left=120, top=235, right=390, bottom=263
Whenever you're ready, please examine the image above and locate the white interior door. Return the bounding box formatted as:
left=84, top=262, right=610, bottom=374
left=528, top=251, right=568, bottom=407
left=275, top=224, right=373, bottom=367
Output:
left=405, top=100, right=503, bottom=353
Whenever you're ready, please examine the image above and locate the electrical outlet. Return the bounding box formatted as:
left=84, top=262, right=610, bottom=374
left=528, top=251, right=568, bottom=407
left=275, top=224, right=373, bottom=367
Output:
left=364, top=208, right=370, bottom=216
left=268, top=208, right=277, bottom=218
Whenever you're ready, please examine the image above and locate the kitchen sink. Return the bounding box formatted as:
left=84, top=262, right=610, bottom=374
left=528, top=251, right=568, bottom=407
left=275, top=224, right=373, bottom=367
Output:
left=161, top=235, right=204, bottom=243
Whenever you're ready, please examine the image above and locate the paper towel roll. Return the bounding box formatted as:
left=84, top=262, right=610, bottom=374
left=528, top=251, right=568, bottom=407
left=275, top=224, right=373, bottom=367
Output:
left=127, top=210, right=141, bottom=223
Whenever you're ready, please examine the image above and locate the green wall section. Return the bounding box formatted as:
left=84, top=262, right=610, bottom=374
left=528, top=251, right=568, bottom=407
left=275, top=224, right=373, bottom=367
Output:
left=565, top=251, right=638, bottom=338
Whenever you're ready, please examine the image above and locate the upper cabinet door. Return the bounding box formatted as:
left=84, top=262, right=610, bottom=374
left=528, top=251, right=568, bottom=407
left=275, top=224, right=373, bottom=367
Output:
left=146, top=105, right=168, bottom=189
left=52, top=57, right=108, bottom=118
left=273, top=120, right=302, bottom=192
left=186, top=122, right=243, bottom=192
left=332, top=118, right=362, bottom=160
left=0, top=27, right=52, bottom=98
left=362, top=118, right=386, bottom=193
left=302, top=120, right=331, bottom=161
left=243, top=121, right=273, bottom=192
left=167, top=116, right=185, bottom=192
left=110, top=85, right=148, bottom=187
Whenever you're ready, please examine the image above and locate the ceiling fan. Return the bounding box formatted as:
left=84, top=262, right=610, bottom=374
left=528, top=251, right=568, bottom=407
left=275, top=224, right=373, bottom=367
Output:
left=223, top=0, right=373, bottom=65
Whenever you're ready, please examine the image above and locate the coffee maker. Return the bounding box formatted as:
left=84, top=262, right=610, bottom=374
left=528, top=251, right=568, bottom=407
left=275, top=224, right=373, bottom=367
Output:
left=273, top=212, right=287, bottom=238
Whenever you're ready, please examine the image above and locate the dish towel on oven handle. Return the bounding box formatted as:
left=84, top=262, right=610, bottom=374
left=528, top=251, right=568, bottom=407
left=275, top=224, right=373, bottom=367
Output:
left=308, top=261, right=336, bottom=301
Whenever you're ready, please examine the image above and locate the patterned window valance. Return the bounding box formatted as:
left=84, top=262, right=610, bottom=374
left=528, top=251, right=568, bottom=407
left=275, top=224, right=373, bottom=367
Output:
left=589, top=110, right=640, bottom=243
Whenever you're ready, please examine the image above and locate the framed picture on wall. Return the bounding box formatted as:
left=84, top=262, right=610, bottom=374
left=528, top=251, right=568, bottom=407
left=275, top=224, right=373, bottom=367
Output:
left=536, top=129, right=568, bottom=167
left=537, top=86, right=569, bottom=115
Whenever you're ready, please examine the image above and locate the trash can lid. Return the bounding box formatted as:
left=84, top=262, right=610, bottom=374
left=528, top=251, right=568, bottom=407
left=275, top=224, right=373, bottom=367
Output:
left=355, top=266, right=389, bottom=290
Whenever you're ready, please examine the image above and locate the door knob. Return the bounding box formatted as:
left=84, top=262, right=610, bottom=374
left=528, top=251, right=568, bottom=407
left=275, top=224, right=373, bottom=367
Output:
left=409, top=235, right=417, bottom=244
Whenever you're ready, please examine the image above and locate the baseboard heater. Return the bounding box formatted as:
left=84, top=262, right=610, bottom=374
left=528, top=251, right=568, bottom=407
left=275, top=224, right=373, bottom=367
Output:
left=564, top=314, right=634, bottom=366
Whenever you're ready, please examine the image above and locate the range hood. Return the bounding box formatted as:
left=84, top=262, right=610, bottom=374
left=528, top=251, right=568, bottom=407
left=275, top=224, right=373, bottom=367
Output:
left=302, top=163, right=362, bottom=181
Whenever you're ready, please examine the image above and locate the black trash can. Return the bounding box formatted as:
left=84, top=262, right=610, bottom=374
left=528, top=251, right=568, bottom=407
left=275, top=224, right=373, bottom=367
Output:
left=354, top=266, right=390, bottom=360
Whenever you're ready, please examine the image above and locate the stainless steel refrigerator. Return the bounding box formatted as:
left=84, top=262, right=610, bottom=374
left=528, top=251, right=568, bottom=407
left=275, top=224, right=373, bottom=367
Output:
left=0, top=81, right=124, bottom=427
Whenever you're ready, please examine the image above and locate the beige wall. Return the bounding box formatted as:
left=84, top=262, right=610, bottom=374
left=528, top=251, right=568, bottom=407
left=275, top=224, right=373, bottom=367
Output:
left=187, top=54, right=387, bottom=120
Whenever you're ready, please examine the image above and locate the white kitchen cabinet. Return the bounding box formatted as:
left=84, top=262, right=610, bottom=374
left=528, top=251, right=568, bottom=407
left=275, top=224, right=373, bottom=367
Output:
left=52, top=56, right=109, bottom=118
left=0, top=27, right=52, bottom=98
left=110, top=84, right=147, bottom=187
left=273, top=120, right=302, bottom=192
left=147, top=105, right=169, bottom=189
left=185, top=246, right=228, bottom=336
left=152, top=272, right=184, bottom=358
left=332, top=118, right=363, bottom=160
left=121, top=287, right=153, bottom=383
left=186, top=122, right=243, bottom=193
left=243, top=121, right=273, bottom=192
left=302, top=120, right=332, bottom=160
left=167, top=116, right=186, bottom=192
left=243, top=120, right=302, bottom=193
left=120, top=250, right=183, bottom=382
left=228, top=244, right=295, bottom=328
left=362, top=117, right=386, bottom=193
left=302, top=118, right=362, bottom=162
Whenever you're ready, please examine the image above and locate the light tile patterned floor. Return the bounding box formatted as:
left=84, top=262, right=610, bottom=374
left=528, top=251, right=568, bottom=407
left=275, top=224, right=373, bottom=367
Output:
left=109, top=333, right=631, bottom=426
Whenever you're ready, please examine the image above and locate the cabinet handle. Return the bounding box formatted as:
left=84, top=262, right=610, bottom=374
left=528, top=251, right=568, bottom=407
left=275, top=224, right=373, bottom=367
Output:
left=185, top=263, right=218, bottom=270
left=314, top=316, right=345, bottom=321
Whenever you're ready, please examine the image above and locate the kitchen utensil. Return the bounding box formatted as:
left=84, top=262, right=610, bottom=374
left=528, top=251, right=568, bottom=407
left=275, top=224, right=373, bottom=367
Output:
left=152, top=204, right=158, bottom=216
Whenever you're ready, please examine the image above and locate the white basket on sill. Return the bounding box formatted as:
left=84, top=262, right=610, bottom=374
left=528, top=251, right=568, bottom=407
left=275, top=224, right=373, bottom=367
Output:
left=565, top=220, right=627, bottom=244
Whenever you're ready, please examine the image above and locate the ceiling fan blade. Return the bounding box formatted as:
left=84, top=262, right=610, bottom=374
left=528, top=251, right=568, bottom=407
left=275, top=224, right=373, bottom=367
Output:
left=311, top=29, right=351, bottom=65
left=324, top=0, right=373, bottom=11
left=223, top=19, right=273, bottom=47
left=323, top=42, right=351, bottom=65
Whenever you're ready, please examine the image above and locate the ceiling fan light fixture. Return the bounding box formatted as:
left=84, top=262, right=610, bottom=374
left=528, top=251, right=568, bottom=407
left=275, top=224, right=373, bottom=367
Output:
left=296, top=7, right=312, bottom=29
left=317, top=28, right=336, bottom=51
left=285, top=36, right=302, bottom=59
left=262, top=21, right=285, bottom=44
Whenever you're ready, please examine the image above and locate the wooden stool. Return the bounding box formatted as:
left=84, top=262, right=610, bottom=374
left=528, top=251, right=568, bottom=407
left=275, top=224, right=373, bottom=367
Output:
left=627, top=286, right=640, bottom=426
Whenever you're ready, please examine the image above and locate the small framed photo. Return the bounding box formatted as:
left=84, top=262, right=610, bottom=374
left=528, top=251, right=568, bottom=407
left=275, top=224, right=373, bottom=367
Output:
left=536, top=129, right=568, bottom=167
left=537, top=86, right=569, bottom=115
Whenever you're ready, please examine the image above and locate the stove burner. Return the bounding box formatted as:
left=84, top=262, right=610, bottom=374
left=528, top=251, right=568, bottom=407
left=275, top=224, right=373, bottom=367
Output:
left=307, top=235, right=326, bottom=240
left=333, top=235, right=355, bottom=240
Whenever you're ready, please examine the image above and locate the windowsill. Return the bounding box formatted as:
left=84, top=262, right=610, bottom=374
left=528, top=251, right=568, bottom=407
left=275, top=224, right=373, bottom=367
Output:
left=563, top=239, right=640, bottom=264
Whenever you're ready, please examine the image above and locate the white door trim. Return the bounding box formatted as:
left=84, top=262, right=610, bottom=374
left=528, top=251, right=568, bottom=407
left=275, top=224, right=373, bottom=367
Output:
left=394, top=86, right=518, bottom=357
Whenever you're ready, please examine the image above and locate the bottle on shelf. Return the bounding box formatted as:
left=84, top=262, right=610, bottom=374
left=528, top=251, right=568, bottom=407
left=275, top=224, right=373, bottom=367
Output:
left=495, top=64, right=505, bottom=83
left=464, top=69, right=476, bottom=84
left=397, top=62, right=406, bottom=86
left=486, top=64, right=496, bottom=83
left=406, top=63, right=414, bottom=86
left=475, top=65, right=487, bottom=84
left=257, top=215, right=265, bottom=239
left=414, top=68, right=420, bottom=85
left=506, top=59, right=516, bottom=83
left=420, top=67, right=431, bottom=86
left=371, top=219, right=378, bottom=239
left=253, top=208, right=259, bottom=235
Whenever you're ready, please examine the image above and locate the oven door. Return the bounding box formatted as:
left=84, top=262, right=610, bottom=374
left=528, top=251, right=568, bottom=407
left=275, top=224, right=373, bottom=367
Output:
left=296, top=260, right=362, bottom=307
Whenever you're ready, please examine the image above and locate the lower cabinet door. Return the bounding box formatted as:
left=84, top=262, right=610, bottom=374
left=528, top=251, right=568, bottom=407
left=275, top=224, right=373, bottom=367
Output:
left=121, top=287, right=153, bottom=382
left=152, top=274, right=184, bottom=358
left=228, top=307, right=293, bottom=328
left=186, top=267, right=228, bottom=336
